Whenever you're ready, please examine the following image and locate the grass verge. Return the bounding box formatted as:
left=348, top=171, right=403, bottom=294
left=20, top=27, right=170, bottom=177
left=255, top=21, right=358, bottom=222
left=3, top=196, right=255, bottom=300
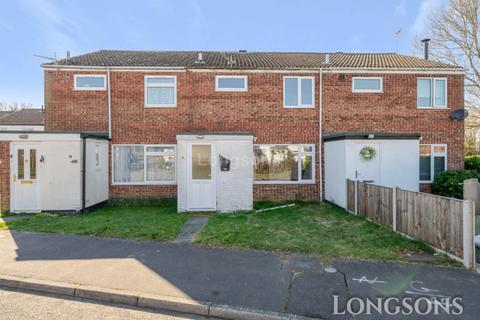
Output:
left=4, top=205, right=187, bottom=242
left=196, top=201, right=458, bottom=266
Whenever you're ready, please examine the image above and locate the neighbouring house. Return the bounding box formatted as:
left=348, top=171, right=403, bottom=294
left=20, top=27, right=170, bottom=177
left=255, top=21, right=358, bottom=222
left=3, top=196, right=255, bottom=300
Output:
left=0, top=109, right=44, bottom=131
left=0, top=49, right=465, bottom=213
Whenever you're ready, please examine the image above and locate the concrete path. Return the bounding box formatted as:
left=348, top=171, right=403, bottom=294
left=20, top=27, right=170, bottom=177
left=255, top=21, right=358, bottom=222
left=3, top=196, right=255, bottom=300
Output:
left=175, top=217, right=209, bottom=243
left=0, top=230, right=479, bottom=319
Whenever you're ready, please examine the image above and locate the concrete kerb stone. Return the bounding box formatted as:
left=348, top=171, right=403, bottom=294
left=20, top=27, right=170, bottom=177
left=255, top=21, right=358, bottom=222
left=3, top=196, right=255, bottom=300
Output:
left=0, top=274, right=318, bottom=320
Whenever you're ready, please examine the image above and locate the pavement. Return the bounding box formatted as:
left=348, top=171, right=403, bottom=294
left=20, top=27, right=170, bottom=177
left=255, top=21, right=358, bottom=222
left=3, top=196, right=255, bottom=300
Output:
left=0, top=287, right=209, bottom=320
left=0, top=230, right=479, bottom=319
left=175, top=217, right=209, bottom=243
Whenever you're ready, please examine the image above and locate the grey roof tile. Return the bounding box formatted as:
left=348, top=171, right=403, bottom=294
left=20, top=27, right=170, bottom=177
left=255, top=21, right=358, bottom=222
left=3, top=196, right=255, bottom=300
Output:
left=45, top=50, right=461, bottom=70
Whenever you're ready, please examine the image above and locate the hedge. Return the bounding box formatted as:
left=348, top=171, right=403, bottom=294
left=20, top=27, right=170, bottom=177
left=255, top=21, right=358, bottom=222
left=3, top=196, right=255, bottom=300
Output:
left=465, top=155, right=480, bottom=171
left=432, top=170, right=480, bottom=199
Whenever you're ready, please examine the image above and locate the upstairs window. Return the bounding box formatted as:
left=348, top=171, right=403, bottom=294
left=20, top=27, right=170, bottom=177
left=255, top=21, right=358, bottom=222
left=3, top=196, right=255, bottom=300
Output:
left=74, top=75, right=106, bottom=91
left=215, top=76, right=248, bottom=92
left=417, top=78, right=447, bottom=108
left=419, top=144, right=447, bottom=183
left=145, top=76, right=177, bottom=107
left=284, top=77, right=314, bottom=108
left=352, top=77, right=383, bottom=93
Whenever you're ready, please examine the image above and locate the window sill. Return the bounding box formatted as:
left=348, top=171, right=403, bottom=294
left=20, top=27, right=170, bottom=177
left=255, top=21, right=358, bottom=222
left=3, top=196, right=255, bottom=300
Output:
left=283, top=106, right=315, bottom=109
left=73, top=88, right=106, bottom=91
left=145, top=105, right=177, bottom=108
left=254, top=181, right=316, bottom=185
left=352, top=90, right=383, bottom=93
left=112, top=181, right=176, bottom=186
left=416, top=107, right=449, bottom=110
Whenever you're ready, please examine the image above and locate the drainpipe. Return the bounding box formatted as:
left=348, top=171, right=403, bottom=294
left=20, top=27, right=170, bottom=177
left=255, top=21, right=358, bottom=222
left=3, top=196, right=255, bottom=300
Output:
left=319, top=68, right=323, bottom=201
left=81, top=136, right=86, bottom=212
left=107, top=67, right=112, bottom=139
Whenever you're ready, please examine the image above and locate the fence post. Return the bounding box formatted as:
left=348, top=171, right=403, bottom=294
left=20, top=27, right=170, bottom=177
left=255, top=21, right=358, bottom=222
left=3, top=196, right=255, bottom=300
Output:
left=462, top=200, right=476, bottom=269
left=392, top=187, right=397, bottom=232
left=354, top=180, right=358, bottom=215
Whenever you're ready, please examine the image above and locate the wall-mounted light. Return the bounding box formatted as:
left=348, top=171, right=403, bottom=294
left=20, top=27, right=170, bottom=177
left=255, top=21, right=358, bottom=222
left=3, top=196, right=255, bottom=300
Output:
left=368, top=134, right=375, bottom=139
left=19, top=134, right=28, bottom=139
left=196, top=135, right=204, bottom=140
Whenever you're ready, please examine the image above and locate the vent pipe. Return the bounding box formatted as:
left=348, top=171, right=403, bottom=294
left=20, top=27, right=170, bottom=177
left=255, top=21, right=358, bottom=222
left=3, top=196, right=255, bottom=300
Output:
left=325, top=53, right=330, bottom=64
left=421, top=38, right=431, bottom=60
left=195, top=52, right=205, bottom=64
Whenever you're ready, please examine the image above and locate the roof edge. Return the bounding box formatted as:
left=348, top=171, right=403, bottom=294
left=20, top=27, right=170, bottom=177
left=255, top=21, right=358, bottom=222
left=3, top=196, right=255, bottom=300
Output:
left=323, top=132, right=421, bottom=141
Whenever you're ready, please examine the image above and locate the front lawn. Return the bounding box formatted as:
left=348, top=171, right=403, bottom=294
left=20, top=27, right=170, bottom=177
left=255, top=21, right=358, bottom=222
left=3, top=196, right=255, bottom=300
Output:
left=4, top=205, right=187, bottom=242
left=196, top=201, right=448, bottom=263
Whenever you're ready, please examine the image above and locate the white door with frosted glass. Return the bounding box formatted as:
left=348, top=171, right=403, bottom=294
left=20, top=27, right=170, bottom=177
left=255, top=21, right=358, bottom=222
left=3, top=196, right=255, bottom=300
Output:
left=187, top=143, right=216, bottom=211
left=12, top=144, right=40, bottom=212
left=354, top=143, right=380, bottom=183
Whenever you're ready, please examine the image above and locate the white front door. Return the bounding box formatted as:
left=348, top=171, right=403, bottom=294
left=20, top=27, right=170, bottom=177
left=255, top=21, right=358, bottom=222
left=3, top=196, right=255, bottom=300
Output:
left=354, top=143, right=380, bottom=183
left=12, top=144, right=40, bottom=212
left=187, top=143, right=216, bottom=211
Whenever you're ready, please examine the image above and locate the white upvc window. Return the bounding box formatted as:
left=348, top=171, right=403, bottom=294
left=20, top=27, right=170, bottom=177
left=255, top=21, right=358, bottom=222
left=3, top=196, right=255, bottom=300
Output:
left=74, top=75, right=106, bottom=91
left=283, top=76, right=315, bottom=108
left=352, top=77, right=383, bottom=93
left=254, top=144, right=315, bottom=184
left=417, top=78, right=447, bottom=108
left=145, top=76, right=177, bottom=107
left=419, top=144, right=447, bottom=183
left=215, top=75, right=248, bottom=92
left=112, top=145, right=176, bottom=185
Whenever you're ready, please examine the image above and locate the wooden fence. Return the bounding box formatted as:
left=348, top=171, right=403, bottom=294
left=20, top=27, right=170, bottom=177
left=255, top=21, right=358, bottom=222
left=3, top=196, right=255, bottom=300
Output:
left=346, top=179, right=476, bottom=268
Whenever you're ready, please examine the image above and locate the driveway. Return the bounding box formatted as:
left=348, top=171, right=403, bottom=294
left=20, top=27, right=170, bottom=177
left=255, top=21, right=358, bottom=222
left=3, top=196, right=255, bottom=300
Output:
left=0, top=230, right=479, bottom=319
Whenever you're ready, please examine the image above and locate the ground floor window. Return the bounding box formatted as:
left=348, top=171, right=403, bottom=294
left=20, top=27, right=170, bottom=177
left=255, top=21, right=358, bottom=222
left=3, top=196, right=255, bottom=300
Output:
left=113, top=145, right=176, bottom=184
left=253, top=144, right=314, bottom=183
left=419, top=144, right=447, bottom=183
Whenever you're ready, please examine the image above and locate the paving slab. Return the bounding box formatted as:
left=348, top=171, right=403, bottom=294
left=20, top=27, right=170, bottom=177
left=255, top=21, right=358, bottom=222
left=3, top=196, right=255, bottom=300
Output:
left=175, top=217, right=209, bottom=243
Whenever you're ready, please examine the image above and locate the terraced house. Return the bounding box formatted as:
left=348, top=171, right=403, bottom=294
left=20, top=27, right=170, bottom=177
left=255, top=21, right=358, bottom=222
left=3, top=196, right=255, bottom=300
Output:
left=0, top=49, right=465, bottom=213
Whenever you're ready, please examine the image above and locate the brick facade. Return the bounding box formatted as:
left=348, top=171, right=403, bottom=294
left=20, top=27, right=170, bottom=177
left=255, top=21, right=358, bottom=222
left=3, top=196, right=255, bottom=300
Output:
left=44, top=69, right=464, bottom=202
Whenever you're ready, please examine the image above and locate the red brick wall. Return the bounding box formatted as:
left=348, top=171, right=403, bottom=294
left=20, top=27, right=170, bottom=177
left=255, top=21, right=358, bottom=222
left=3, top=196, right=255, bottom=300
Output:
left=45, top=70, right=108, bottom=132
left=0, top=141, right=10, bottom=213
left=45, top=70, right=321, bottom=201
left=322, top=73, right=464, bottom=173
left=44, top=69, right=464, bottom=201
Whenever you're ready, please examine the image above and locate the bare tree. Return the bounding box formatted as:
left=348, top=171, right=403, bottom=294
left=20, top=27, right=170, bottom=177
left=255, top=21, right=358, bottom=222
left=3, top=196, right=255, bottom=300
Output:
left=0, top=101, right=34, bottom=111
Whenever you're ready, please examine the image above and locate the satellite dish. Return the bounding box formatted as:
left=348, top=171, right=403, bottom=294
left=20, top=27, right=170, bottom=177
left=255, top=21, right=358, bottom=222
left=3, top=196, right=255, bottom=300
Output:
left=450, top=109, right=469, bottom=121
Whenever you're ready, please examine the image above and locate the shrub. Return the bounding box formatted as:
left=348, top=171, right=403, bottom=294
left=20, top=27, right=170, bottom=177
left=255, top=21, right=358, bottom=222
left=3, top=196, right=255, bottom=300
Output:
left=465, top=156, right=480, bottom=171
left=432, top=170, right=480, bottom=199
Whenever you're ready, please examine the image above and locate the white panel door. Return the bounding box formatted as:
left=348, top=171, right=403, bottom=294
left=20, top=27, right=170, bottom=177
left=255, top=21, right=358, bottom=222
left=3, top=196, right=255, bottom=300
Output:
left=354, top=143, right=380, bottom=183
left=187, top=143, right=216, bottom=211
left=12, top=144, right=40, bottom=212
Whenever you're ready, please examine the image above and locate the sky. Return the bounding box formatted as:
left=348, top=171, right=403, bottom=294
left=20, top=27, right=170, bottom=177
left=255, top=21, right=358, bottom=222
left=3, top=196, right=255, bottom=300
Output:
left=0, top=0, right=446, bottom=107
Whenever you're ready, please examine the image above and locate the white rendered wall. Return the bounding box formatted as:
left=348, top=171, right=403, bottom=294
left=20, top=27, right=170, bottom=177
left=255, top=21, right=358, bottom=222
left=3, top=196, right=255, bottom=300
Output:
left=215, top=139, right=253, bottom=212
left=84, top=139, right=109, bottom=208
left=324, top=140, right=347, bottom=208
left=176, top=135, right=253, bottom=212
left=0, top=125, right=44, bottom=131
left=325, top=139, right=419, bottom=209
left=38, top=140, right=82, bottom=211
